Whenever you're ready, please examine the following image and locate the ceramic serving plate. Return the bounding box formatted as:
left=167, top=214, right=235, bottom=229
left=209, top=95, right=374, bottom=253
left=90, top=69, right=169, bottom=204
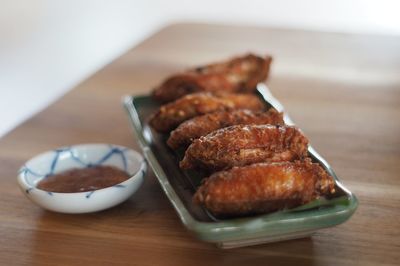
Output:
left=123, top=84, right=358, bottom=248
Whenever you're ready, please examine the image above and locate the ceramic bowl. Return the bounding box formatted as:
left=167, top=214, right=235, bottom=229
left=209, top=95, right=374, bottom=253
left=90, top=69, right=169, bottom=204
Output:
left=17, top=143, right=146, bottom=213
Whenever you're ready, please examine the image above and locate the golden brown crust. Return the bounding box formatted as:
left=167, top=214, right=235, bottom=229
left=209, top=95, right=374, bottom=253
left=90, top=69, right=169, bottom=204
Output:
left=167, top=109, right=284, bottom=149
left=149, top=92, right=265, bottom=133
left=152, top=54, right=273, bottom=103
left=193, top=159, right=335, bottom=217
left=180, top=124, right=308, bottom=170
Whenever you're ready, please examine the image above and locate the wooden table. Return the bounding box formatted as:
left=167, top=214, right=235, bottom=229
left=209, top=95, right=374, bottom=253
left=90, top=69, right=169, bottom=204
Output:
left=1, top=23, right=399, bottom=266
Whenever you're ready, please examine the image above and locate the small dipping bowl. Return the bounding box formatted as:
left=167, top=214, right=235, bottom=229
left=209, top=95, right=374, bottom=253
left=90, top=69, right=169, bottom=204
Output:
left=17, top=143, right=146, bottom=213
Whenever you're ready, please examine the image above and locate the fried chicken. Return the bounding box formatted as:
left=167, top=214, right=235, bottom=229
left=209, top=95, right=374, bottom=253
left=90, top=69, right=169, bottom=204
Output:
left=167, top=109, right=284, bottom=149
left=193, top=159, right=335, bottom=217
left=149, top=92, right=265, bottom=133
left=152, top=53, right=273, bottom=103
left=180, top=125, right=308, bottom=171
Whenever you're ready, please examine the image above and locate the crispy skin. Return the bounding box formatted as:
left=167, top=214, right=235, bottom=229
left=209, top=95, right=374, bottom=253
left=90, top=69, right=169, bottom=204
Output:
left=180, top=125, right=308, bottom=170
left=167, top=109, right=284, bottom=149
left=153, top=54, right=273, bottom=103
left=149, top=92, right=265, bottom=133
left=193, top=159, right=335, bottom=217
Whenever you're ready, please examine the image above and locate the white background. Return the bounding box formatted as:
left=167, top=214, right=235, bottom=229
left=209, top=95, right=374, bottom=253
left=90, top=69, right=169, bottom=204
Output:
left=1, top=0, right=400, bottom=137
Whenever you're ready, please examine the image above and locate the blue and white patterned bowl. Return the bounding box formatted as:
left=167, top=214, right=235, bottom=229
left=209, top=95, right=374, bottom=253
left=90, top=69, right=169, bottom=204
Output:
left=17, top=143, right=146, bottom=213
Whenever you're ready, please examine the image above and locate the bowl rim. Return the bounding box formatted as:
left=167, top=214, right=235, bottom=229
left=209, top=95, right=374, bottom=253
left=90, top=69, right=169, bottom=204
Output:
left=17, top=143, right=146, bottom=196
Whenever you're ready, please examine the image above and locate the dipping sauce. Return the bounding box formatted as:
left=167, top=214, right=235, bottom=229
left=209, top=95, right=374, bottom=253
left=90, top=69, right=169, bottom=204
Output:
left=37, top=165, right=130, bottom=193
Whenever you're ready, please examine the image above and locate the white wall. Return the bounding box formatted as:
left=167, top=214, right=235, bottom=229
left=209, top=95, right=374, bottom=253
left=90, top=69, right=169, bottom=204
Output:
left=1, top=0, right=399, bottom=137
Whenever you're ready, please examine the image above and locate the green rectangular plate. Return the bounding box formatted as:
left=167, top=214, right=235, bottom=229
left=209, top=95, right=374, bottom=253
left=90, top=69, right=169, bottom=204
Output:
left=123, top=84, right=358, bottom=248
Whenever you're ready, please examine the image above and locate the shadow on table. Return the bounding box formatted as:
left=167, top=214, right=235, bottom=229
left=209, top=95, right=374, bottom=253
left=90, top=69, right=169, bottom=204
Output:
left=216, top=237, right=317, bottom=266
left=31, top=217, right=317, bottom=266
left=29, top=174, right=317, bottom=266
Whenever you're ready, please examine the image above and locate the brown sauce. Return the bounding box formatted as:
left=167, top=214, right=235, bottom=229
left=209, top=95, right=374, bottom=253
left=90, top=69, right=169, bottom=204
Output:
left=37, top=165, right=130, bottom=193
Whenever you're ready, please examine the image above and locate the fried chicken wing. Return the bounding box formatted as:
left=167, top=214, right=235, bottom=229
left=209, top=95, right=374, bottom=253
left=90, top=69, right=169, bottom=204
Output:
left=180, top=125, right=308, bottom=170
left=149, top=92, right=265, bottom=133
left=153, top=54, right=273, bottom=103
left=167, top=109, right=284, bottom=149
left=193, top=159, right=335, bottom=217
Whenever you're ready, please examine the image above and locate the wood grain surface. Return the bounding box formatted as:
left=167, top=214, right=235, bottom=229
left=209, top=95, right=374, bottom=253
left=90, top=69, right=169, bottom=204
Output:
left=1, top=23, right=399, bottom=266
